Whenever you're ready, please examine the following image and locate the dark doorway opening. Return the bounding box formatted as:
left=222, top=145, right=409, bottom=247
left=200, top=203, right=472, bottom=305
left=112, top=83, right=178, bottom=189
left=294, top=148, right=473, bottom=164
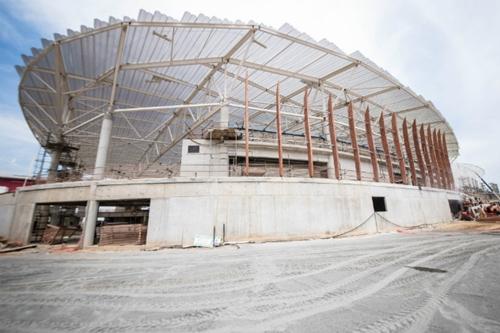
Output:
left=372, top=196, right=387, bottom=212
left=31, top=202, right=86, bottom=244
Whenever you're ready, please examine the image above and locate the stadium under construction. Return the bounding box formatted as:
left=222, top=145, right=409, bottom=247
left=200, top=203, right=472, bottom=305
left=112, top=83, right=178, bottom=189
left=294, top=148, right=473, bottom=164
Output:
left=0, top=10, right=461, bottom=248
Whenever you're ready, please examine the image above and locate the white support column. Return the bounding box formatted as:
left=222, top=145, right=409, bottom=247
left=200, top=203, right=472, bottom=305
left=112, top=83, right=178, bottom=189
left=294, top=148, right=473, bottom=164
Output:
left=216, top=105, right=229, bottom=129
left=47, top=148, right=62, bottom=182
left=93, top=113, right=113, bottom=179
left=82, top=181, right=98, bottom=247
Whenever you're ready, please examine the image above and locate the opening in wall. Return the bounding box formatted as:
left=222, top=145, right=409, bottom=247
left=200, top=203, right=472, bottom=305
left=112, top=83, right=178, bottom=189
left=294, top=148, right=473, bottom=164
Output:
left=372, top=196, right=387, bottom=212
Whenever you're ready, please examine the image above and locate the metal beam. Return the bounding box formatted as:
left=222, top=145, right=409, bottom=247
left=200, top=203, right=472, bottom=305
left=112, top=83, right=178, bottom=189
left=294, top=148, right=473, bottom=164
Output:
left=348, top=102, right=361, bottom=181
left=391, top=113, right=408, bottom=184
left=402, top=118, right=417, bottom=186
left=411, top=120, right=427, bottom=186
left=276, top=82, right=284, bottom=177
left=327, top=95, right=341, bottom=180
left=379, top=112, right=394, bottom=183
left=364, top=107, right=379, bottom=182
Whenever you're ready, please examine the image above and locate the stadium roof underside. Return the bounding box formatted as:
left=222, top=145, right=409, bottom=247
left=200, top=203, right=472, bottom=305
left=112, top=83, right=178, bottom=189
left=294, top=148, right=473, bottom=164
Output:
left=16, top=10, right=459, bottom=174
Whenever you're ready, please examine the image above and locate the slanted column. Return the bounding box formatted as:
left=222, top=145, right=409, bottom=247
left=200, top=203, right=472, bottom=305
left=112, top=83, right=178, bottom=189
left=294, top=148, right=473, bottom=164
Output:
left=276, top=82, right=284, bottom=177
left=93, top=112, right=113, bottom=179
left=348, top=102, right=361, bottom=181
left=379, top=112, right=394, bottom=183
left=364, top=107, right=379, bottom=182
left=441, top=133, right=455, bottom=189
left=435, top=130, right=449, bottom=189
left=420, top=125, right=434, bottom=187
left=303, top=89, right=314, bottom=178
left=412, top=120, right=427, bottom=186
left=327, top=95, right=341, bottom=179
left=402, top=118, right=417, bottom=185
left=391, top=113, right=408, bottom=184
left=427, top=125, right=442, bottom=188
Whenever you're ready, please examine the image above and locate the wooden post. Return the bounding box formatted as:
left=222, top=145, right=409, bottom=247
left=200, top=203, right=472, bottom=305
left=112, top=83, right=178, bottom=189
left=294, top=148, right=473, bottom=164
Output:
left=434, top=129, right=448, bottom=189
left=327, top=95, right=341, bottom=180
left=303, top=88, right=314, bottom=178
left=244, top=74, right=249, bottom=176
left=402, top=118, right=417, bottom=185
left=391, top=113, right=408, bottom=184
left=442, top=133, right=455, bottom=189
left=276, top=82, right=284, bottom=177
left=420, top=125, right=434, bottom=187
left=348, top=102, right=362, bottom=181
left=364, top=107, right=379, bottom=182
left=412, top=120, right=426, bottom=186
left=439, top=130, right=452, bottom=189
left=427, top=125, right=442, bottom=188
left=379, top=112, right=394, bottom=183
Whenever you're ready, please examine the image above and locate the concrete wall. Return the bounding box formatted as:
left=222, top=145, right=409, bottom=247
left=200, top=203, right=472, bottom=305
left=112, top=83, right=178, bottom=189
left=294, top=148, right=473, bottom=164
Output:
left=4, top=177, right=460, bottom=247
left=0, top=193, right=16, bottom=239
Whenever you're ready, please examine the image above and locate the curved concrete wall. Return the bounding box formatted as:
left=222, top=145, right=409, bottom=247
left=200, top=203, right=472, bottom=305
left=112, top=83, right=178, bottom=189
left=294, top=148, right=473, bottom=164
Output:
left=2, top=178, right=460, bottom=246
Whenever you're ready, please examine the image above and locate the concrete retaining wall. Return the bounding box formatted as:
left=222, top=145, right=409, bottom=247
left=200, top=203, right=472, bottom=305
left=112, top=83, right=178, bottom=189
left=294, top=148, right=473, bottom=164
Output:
left=0, top=193, right=16, bottom=239
left=1, top=178, right=460, bottom=246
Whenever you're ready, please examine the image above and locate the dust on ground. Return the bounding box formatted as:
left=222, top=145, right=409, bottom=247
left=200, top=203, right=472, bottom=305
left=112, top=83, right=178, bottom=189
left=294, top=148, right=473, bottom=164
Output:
left=1, top=221, right=499, bottom=332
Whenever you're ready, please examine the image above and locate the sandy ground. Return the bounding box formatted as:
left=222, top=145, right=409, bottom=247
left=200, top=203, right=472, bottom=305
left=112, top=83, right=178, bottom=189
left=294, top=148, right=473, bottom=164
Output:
left=1, top=222, right=500, bottom=332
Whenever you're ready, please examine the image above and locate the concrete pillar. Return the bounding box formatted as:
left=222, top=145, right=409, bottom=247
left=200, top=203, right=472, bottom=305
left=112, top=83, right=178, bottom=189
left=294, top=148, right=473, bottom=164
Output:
left=82, top=182, right=98, bottom=248
left=82, top=200, right=98, bottom=247
left=47, top=149, right=62, bottom=182
left=216, top=105, right=229, bottom=129
left=94, top=112, right=113, bottom=179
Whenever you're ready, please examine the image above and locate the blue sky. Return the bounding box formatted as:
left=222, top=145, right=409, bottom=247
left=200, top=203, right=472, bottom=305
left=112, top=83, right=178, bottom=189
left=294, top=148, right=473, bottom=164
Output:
left=0, top=0, right=499, bottom=183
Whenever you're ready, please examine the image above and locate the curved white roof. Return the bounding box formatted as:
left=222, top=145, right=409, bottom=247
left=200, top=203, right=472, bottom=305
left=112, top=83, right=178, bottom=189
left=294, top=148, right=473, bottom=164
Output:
left=16, top=9, right=459, bottom=174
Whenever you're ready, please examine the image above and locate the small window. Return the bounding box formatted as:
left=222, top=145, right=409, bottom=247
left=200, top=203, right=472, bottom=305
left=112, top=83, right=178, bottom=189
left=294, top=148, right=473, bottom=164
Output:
left=187, top=145, right=200, bottom=153
left=372, top=196, right=386, bottom=212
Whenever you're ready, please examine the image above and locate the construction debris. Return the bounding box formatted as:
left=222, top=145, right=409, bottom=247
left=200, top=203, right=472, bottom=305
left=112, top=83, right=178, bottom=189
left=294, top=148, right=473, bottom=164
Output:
left=0, top=244, right=37, bottom=254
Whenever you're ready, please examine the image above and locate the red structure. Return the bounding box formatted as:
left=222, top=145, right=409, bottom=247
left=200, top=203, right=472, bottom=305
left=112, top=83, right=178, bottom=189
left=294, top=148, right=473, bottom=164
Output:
left=0, top=175, right=34, bottom=193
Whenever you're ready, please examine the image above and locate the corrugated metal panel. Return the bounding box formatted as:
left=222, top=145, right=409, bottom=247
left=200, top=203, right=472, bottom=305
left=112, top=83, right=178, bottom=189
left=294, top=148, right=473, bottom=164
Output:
left=17, top=9, right=459, bottom=172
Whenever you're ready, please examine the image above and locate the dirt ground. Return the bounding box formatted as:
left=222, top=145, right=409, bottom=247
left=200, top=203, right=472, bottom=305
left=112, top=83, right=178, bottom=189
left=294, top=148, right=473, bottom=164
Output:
left=1, top=221, right=499, bottom=332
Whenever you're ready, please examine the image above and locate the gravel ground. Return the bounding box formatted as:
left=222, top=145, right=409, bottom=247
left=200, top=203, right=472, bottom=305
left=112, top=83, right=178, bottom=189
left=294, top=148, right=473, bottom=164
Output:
left=1, top=228, right=499, bottom=332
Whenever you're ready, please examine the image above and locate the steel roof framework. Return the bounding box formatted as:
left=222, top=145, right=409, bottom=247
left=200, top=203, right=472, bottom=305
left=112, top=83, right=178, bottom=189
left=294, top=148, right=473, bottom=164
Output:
left=17, top=10, right=459, bottom=178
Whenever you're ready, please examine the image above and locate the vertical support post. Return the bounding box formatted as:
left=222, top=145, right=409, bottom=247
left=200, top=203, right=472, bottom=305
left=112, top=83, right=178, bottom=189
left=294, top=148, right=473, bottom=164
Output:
left=244, top=73, right=250, bottom=176
left=327, top=95, right=341, bottom=180
left=364, top=107, right=379, bottom=182
left=93, top=23, right=128, bottom=180
left=348, top=102, right=362, bottom=181
left=412, top=120, right=427, bottom=186
left=438, top=130, right=451, bottom=189
left=303, top=88, right=314, bottom=178
left=420, top=125, right=434, bottom=187
left=391, top=113, right=408, bottom=184
left=94, top=113, right=113, bottom=179
left=47, top=148, right=62, bottom=182
left=434, top=129, right=448, bottom=189
left=276, top=82, right=284, bottom=177
left=379, top=112, right=394, bottom=183
left=402, top=118, right=417, bottom=185
left=441, top=133, right=455, bottom=189
left=427, top=125, right=442, bottom=188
